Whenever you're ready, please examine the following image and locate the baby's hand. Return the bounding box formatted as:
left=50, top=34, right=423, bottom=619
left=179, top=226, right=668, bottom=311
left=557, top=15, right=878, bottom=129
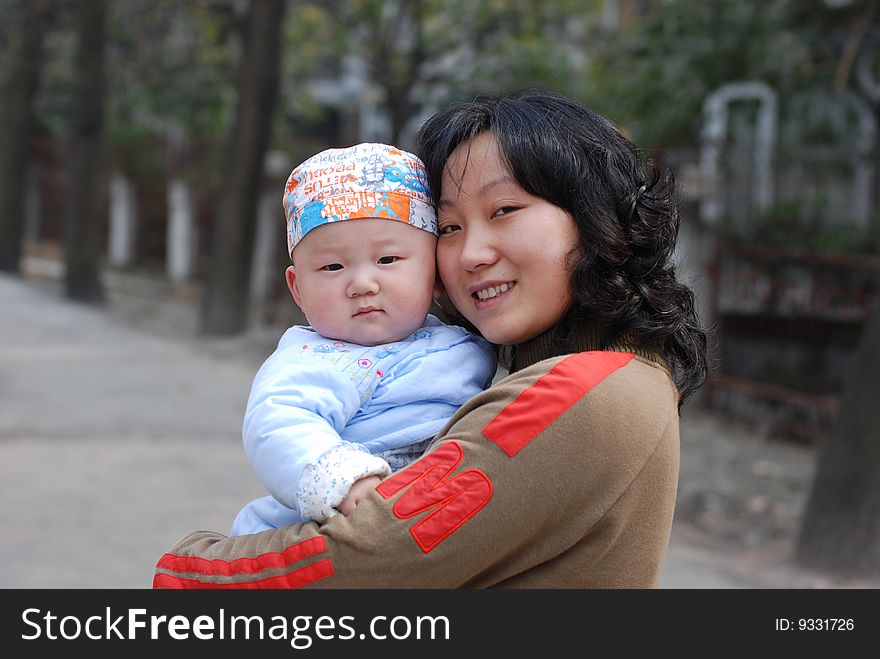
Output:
left=337, top=475, right=383, bottom=516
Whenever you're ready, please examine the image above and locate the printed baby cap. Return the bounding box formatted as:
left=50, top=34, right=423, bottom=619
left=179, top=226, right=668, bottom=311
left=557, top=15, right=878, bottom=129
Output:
left=283, top=142, right=438, bottom=255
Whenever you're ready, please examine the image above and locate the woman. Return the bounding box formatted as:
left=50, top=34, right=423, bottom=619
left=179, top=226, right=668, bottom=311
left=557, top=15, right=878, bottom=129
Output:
left=153, top=90, right=707, bottom=588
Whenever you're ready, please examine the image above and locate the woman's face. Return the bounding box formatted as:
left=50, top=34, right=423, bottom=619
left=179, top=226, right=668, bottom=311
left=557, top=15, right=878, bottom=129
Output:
left=436, top=132, right=580, bottom=345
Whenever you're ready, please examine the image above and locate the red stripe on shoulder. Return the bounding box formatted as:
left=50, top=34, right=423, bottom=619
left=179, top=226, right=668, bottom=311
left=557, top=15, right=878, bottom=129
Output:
left=483, top=351, right=634, bottom=457
left=153, top=558, right=334, bottom=589
left=155, top=536, right=327, bottom=578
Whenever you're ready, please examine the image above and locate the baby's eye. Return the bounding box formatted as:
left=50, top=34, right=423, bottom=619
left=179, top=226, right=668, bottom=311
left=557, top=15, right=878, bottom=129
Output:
left=322, top=263, right=343, bottom=271
left=377, top=256, right=399, bottom=265
left=438, top=224, right=461, bottom=235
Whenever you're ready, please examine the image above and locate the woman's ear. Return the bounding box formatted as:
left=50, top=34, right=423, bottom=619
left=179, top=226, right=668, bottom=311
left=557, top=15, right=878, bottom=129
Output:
left=285, top=265, right=303, bottom=308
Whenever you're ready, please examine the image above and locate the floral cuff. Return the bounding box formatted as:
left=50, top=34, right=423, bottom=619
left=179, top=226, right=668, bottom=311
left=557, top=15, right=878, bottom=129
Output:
left=295, top=443, right=392, bottom=523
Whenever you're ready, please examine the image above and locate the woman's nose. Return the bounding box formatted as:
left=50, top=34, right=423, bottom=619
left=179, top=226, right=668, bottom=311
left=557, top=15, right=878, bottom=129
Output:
left=458, top=225, right=499, bottom=272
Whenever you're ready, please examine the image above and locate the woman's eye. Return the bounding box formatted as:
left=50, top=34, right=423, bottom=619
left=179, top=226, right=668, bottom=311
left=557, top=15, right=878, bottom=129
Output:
left=493, top=206, right=519, bottom=217
left=377, top=256, right=398, bottom=265
left=438, top=224, right=461, bottom=235
left=322, top=263, right=343, bottom=271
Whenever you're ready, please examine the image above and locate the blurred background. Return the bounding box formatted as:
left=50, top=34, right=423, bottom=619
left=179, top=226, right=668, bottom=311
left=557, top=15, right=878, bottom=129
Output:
left=1, top=0, right=879, bottom=587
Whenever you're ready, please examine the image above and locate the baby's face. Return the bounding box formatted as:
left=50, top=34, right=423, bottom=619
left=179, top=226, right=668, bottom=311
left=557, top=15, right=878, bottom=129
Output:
left=287, top=220, right=440, bottom=346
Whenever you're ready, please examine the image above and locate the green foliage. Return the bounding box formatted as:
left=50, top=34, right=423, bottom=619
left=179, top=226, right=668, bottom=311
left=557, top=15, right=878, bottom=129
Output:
left=20, top=1, right=241, bottom=182
left=274, top=1, right=343, bottom=156
left=8, top=0, right=875, bottom=192
left=289, top=0, right=597, bottom=139
left=106, top=2, right=237, bottom=148
left=461, top=2, right=589, bottom=97
left=588, top=0, right=818, bottom=149
left=32, top=7, right=77, bottom=138
left=721, top=202, right=877, bottom=256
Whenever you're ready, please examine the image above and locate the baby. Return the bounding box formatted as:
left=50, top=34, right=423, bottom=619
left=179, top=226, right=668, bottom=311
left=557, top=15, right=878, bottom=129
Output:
left=230, top=142, right=496, bottom=535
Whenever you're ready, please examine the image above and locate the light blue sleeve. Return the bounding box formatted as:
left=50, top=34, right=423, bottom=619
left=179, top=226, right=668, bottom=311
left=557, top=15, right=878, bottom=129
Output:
left=242, top=344, right=365, bottom=511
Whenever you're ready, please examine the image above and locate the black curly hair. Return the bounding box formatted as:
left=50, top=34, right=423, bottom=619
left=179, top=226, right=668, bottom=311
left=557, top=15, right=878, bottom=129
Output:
left=416, top=89, right=707, bottom=407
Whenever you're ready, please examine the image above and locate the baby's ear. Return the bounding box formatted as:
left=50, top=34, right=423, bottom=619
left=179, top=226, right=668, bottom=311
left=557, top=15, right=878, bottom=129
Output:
left=285, top=265, right=303, bottom=307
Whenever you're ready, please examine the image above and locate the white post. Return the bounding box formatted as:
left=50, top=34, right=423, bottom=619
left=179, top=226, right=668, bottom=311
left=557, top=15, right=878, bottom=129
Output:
left=700, top=82, right=777, bottom=225
left=108, top=173, right=137, bottom=267
left=167, top=178, right=196, bottom=283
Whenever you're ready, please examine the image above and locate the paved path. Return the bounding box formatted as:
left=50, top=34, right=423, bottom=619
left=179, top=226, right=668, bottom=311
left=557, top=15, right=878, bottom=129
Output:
left=1, top=275, right=273, bottom=588
left=0, top=273, right=833, bottom=589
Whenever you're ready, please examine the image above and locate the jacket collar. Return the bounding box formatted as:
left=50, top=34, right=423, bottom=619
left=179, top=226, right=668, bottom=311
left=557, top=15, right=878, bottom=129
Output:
left=510, top=324, right=665, bottom=373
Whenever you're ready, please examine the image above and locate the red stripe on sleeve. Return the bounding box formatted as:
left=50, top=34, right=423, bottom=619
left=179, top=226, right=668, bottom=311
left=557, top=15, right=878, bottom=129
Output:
left=483, top=351, right=634, bottom=457
left=155, top=535, right=327, bottom=578
left=153, top=558, right=334, bottom=589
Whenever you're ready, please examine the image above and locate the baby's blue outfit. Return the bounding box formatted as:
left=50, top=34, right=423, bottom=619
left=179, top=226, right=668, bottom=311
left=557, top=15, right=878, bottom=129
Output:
left=230, top=315, right=496, bottom=535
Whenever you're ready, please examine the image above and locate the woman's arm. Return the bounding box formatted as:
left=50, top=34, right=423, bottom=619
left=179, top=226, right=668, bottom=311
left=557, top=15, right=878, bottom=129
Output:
left=155, top=351, right=679, bottom=588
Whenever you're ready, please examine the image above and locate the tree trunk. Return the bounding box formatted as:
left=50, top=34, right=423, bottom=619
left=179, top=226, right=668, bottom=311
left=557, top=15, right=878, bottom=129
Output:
left=199, top=0, right=287, bottom=335
left=795, top=306, right=880, bottom=578
left=63, top=0, right=107, bottom=303
left=0, top=0, right=51, bottom=273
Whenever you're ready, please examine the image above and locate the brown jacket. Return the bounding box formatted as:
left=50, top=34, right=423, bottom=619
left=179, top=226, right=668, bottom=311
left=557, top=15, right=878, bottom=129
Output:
left=154, top=349, right=679, bottom=588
